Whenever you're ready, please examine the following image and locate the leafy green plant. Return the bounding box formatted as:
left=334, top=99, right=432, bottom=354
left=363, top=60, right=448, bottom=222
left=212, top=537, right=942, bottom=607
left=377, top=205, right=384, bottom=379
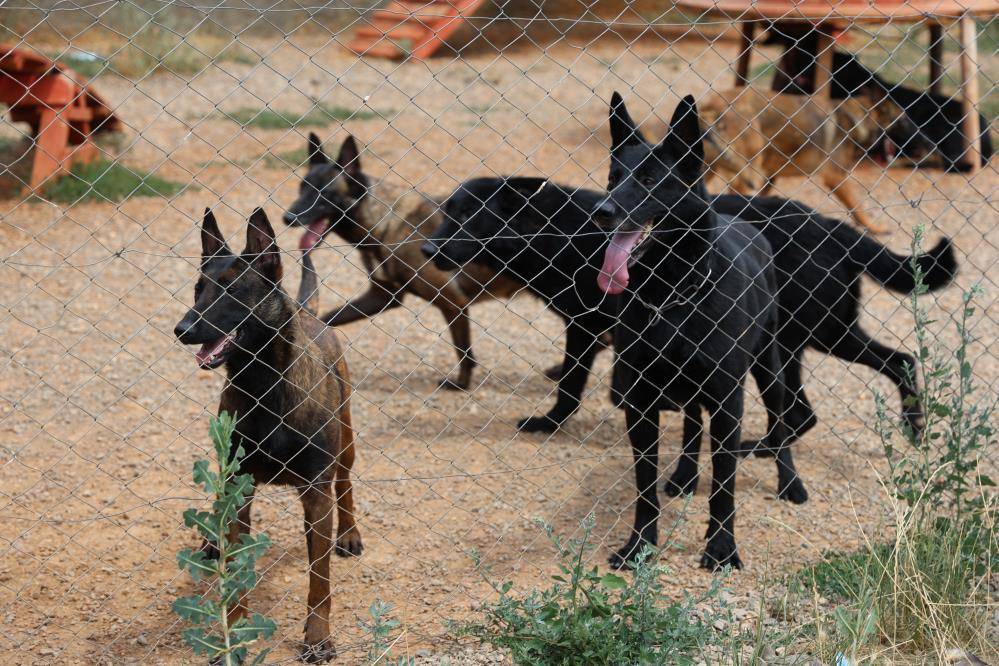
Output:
left=798, top=228, right=997, bottom=662
left=38, top=160, right=185, bottom=204
left=460, top=514, right=723, bottom=665
left=218, top=104, right=378, bottom=129
left=173, top=412, right=276, bottom=666
left=360, top=599, right=413, bottom=665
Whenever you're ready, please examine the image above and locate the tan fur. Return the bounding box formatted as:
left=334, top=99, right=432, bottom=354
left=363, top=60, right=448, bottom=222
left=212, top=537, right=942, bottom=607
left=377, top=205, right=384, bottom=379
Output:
left=327, top=181, right=520, bottom=388
left=699, top=87, right=902, bottom=234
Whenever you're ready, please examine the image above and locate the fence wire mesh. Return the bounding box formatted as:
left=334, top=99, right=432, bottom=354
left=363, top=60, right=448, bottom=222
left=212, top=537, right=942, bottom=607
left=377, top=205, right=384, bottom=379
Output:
left=0, top=1, right=997, bottom=663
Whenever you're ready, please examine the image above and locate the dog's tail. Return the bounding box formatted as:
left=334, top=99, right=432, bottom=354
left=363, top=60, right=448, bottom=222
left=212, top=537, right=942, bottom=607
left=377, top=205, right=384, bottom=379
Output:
left=842, top=228, right=958, bottom=293
left=297, top=249, right=320, bottom=315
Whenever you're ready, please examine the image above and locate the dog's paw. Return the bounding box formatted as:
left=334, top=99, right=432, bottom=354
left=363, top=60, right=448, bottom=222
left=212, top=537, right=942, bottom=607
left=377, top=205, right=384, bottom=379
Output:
left=700, top=535, right=742, bottom=571
left=608, top=533, right=656, bottom=570
left=543, top=363, right=563, bottom=381
left=300, top=639, right=336, bottom=664
left=517, top=414, right=560, bottom=433
left=663, top=472, right=698, bottom=497
left=335, top=528, right=363, bottom=557
left=777, top=476, right=809, bottom=504
left=438, top=377, right=469, bottom=392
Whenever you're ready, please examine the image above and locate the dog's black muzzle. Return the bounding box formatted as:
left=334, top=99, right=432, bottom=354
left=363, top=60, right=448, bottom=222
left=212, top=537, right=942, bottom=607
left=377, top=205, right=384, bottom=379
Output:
left=421, top=240, right=464, bottom=271
left=591, top=198, right=620, bottom=229
left=174, top=312, right=214, bottom=344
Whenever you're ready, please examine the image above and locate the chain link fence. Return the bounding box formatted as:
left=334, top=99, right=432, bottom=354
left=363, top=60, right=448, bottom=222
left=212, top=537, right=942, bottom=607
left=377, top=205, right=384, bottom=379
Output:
left=1, top=1, right=996, bottom=663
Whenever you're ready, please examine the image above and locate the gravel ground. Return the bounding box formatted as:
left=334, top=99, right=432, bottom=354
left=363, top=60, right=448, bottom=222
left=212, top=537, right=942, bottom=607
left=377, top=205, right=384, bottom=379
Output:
left=0, top=31, right=996, bottom=665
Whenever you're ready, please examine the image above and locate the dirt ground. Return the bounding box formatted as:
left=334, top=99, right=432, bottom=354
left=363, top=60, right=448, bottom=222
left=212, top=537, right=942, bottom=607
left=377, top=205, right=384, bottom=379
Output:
left=1, top=30, right=996, bottom=665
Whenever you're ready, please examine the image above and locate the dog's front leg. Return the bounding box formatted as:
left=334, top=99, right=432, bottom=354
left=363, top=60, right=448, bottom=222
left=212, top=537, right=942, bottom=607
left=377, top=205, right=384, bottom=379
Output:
left=322, top=281, right=401, bottom=327
left=299, top=483, right=335, bottom=664
left=664, top=404, right=703, bottom=496
left=701, top=392, right=744, bottom=571
left=823, top=168, right=891, bottom=234
left=609, top=403, right=661, bottom=570
left=519, top=322, right=601, bottom=433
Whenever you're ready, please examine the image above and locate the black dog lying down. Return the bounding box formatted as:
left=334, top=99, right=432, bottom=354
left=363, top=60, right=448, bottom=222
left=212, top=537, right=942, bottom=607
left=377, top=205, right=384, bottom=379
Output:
left=766, top=26, right=993, bottom=172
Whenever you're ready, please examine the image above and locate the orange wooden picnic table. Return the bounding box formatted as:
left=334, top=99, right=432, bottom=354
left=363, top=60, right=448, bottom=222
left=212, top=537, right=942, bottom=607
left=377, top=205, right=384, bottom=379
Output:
left=675, top=0, right=999, bottom=172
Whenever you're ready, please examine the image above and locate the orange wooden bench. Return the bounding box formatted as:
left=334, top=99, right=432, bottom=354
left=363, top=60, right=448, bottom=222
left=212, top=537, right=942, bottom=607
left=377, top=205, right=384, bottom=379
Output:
left=346, top=0, right=487, bottom=60
left=0, top=45, right=120, bottom=191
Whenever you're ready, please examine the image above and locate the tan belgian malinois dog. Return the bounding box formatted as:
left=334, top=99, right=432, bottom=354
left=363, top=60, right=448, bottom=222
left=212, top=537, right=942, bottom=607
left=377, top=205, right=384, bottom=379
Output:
left=283, top=133, right=520, bottom=390
left=698, top=87, right=927, bottom=234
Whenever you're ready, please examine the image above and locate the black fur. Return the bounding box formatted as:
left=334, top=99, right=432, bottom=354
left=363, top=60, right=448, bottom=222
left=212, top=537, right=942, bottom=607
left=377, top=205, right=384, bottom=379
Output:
left=766, top=26, right=993, bottom=172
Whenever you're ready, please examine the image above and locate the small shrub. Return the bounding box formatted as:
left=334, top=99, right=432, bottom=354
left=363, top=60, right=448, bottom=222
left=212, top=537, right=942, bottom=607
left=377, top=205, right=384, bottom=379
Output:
left=218, top=104, right=378, bottom=130
left=799, top=228, right=997, bottom=662
left=173, top=412, right=276, bottom=666
left=38, top=160, right=185, bottom=204
left=459, top=515, right=724, bottom=665
left=360, top=600, right=413, bottom=665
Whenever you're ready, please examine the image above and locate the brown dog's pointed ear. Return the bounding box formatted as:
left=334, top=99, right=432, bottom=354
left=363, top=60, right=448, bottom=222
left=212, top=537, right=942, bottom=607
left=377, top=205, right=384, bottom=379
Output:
left=336, top=134, right=362, bottom=179
left=662, top=94, right=705, bottom=180
left=244, top=207, right=283, bottom=281
left=308, top=132, right=328, bottom=166
left=201, top=207, right=231, bottom=263
left=609, top=91, right=647, bottom=151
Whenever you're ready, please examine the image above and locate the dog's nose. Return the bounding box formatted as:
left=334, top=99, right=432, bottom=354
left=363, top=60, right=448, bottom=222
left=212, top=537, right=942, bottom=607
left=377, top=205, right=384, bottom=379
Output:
left=282, top=211, right=297, bottom=226
left=420, top=241, right=439, bottom=259
left=592, top=199, right=617, bottom=223
left=174, top=316, right=198, bottom=342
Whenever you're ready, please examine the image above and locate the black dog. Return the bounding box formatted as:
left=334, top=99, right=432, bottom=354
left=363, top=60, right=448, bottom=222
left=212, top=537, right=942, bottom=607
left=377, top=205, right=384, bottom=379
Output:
left=597, top=93, right=805, bottom=569
left=766, top=25, right=993, bottom=172
left=174, top=209, right=362, bottom=663
left=424, top=178, right=956, bottom=459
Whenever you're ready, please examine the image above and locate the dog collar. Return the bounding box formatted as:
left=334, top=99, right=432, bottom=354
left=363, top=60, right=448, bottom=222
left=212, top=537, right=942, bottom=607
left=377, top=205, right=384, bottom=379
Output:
left=632, top=267, right=713, bottom=321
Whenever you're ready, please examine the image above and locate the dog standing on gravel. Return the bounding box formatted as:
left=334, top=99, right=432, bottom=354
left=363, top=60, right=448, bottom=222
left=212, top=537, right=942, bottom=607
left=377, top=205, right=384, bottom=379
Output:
left=174, top=208, right=362, bottom=663
left=283, top=132, right=519, bottom=390
left=597, top=93, right=806, bottom=570
left=698, top=86, right=928, bottom=234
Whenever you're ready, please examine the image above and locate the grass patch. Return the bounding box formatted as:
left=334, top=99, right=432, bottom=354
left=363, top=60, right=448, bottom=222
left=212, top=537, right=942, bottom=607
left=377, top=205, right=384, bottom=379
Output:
left=39, top=160, right=185, bottom=204
left=218, top=104, right=379, bottom=129
left=793, top=229, right=998, bottom=663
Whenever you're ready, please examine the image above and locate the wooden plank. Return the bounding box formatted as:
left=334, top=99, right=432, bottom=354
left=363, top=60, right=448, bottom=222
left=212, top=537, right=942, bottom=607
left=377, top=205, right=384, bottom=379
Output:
left=959, top=14, right=982, bottom=173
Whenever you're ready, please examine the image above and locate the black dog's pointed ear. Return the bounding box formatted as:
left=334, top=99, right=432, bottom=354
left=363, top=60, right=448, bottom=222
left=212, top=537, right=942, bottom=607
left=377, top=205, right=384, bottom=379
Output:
left=336, top=134, right=362, bottom=179
left=308, top=132, right=328, bottom=165
left=243, top=207, right=283, bottom=282
left=609, top=91, right=647, bottom=151
left=661, top=95, right=705, bottom=180
left=201, top=207, right=231, bottom=263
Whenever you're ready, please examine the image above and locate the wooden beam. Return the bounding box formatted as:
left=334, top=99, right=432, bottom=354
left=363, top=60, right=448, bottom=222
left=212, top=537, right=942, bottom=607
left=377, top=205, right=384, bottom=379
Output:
left=812, top=26, right=835, bottom=100
left=959, top=14, right=981, bottom=173
left=734, top=21, right=756, bottom=86
left=928, top=22, right=944, bottom=97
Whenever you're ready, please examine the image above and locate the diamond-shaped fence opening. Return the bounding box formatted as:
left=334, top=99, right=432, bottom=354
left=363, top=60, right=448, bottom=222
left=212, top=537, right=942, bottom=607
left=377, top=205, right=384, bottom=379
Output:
left=0, top=1, right=996, bottom=664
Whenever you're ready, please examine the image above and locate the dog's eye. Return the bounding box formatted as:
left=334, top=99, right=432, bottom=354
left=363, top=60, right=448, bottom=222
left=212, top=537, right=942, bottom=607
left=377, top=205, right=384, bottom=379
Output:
left=641, top=175, right=658, bottom=188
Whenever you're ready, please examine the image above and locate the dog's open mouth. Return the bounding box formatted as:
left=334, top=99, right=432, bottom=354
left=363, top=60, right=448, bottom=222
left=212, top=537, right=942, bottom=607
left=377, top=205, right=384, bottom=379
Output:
left=874, top=138, right=897, bottom=167
left=195, top=332, right=236, bottom=369
left=597, top=222, right=652, bottom=295
left=299, top=219, right=330, bottom=251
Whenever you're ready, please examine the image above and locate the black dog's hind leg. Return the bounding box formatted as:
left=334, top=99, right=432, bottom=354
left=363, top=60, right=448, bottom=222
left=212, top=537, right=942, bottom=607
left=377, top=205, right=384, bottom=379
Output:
left=322, top=281, right=402, bottom=327
left=701, top=392, right=743, bottom=571
left=609, top=402, right=661, bottom=570
left=753, top=332, right=808, bottom=504
left=826, top=327, right=922, bottom=432
left=519, top=322, right=602, bottom=433
left=664, top=405, right=703, bottom=497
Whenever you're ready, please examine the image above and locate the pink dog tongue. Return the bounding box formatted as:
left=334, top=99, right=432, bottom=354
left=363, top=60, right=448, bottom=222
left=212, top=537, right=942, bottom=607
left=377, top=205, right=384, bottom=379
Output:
left=196, top=335, right=230, bottom=368
left=598, top=230, right=644, bottom=295
left=299, top=220, right=329, bottom=251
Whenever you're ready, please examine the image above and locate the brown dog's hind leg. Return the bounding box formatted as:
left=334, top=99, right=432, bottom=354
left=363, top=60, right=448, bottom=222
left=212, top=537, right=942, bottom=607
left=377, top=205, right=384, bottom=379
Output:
left=823, top=169, right=891, bottom=234
left=334, top=409, right=362, bottom=557
left=299, top=482, right=336, bottom=664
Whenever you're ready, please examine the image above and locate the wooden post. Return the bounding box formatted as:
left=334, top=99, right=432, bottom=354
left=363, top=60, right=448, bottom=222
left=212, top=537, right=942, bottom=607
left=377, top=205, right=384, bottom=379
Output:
left=29, top=108, right=71, bottom=189
left=735, top=21, right=756, bottom=86
left=928, top=22, right=944, bottom=96
left=959, top=14, right=981, bottom=173
left=812, top=25, right=835, bottom=100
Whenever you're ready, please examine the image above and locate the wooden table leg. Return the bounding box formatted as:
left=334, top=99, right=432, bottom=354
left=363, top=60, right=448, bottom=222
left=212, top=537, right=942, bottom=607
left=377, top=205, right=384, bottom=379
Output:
left=928, top=22, right=943, bottom=96
left=958, top=14, right=982, bottom=173
left=735, top=21, right=756, bottom=86
left=812, top=26, right=835, bottom=100
left=29, top=108, right=71, bottom=190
